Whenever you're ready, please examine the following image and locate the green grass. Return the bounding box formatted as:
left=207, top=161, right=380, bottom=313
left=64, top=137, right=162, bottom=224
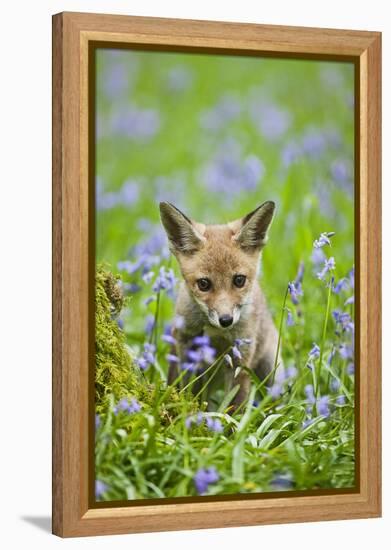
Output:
left=94, top=49, right=355, bottom=500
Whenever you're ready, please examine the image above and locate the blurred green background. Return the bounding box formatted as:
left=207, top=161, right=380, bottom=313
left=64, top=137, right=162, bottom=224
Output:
left=95, top=48, right=354, bottom=344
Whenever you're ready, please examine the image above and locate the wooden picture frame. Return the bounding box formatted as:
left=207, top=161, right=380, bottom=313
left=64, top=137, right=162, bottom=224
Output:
left=52, top=11, right=381, bottom=538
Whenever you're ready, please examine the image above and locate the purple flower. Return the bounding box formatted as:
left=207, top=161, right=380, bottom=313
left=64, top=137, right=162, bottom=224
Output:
left=95, top=479, right=108, bottom=499
left=152, top=266, right=178, bottom=297
left=203, top=140, right=264, bottom=195
left=304, top=384, right=316, bottom=405
left=161, top=333, right=177, bottom=345
left=235, top=338, right=252, bottom=347
left=194, top=467, right=220, bottom=494
left=145, top=314, right=155, bottom=335
left=317, top=257, right=336, bottom=280
left=288, top=281, right=303, bottom=305
left=200, top=94, right=242, bottom=131
left=270, top=473, right=294, bottom=491
left=267, top=383, right=283, bottom=400
left=166, top=353, right=179, bottom=363
left=333, top=277, right=349, bottom=294
left=330, top=378, right=340, bottom=392
left=232, top=345, right=242, bottom=360
left=250, top=100, right=291, bottom=141
left=166, top=66, right=193, bottom=92
left=313, top=232, right=335, bottom=249
left=286, top=310, right=294, bottom=326
left=317, top=395, right=330, bottom=417
left=193, top=335, right=211, bottom=346
left=339, top=344, right=353, bottom=360
left=301, top=127, right=327, bottom=158
left=110, top=104, right=160, bottom=142
left=332, top=310, right=354, bottom=333
left=281, top=141, right=302, bottom=167
left=95, top=414, right=101, bottom=430
left=136, top=343, right=156, bottom=371
left=181, top=362, right=197, bottom=373
left=205, top=417, right=223, bottom=433
left=347, top=362, right=355, bottom=375
left=309, top=343, right=320, bottom=360
left=311, top=247, right=326, bottom=266
left=173, top=315, right=185, bottom=329
left=336, top=394, right=346, bottom=405
left=114, top=397, right=141, bottom=415
left=345, top=295, right=354, bottom=306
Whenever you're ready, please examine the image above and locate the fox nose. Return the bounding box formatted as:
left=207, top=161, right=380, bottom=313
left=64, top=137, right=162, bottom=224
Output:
left=219, top=314, right=233, bottom=328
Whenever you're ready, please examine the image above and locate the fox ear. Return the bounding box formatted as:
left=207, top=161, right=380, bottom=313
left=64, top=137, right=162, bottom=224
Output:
left=159, top=202, right=205, bottom=254
left=232, top=201, right=275, bottom=251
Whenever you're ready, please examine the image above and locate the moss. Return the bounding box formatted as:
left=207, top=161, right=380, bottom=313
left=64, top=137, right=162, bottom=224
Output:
left=95, top=265, right=200, bottom=421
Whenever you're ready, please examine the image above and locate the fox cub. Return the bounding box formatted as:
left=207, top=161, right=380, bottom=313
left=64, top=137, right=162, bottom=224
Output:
left=159, top=201, right=279, bottom=408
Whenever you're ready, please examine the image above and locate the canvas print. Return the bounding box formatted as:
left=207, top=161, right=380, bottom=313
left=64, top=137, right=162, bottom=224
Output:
left=94, top=48, right=355, bottom=502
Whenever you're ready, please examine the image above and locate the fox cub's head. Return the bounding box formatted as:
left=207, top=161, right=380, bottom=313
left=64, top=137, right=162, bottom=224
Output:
left=159, top=201, right=275, bottom=330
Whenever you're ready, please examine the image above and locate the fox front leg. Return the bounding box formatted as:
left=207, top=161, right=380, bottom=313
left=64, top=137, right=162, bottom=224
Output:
left=228, top=343, right=256, bottom=409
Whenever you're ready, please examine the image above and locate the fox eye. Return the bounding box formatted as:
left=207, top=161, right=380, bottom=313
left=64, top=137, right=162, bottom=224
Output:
left=197, top=278, right=212, bottom=292
left=233, top=274, right=246, bottom=288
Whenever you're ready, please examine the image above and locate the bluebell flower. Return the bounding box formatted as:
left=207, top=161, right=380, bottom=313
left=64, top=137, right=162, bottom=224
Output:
left=103, top=62, right=129, bottom=99
left=203, top=139, right=264, bottom=195
left=313, top=232, right=335, bottom=249
left=142, top=271, right=154, bottom=284
left=162, top=333, right=177, bottom=345
left=166, top=353, right=179, bottom=363
left=317, top=396, right=330, bottom=417
left=200, top=94, right=242, bottom=132
left=336, top=395, right=346, bottom=405
left=270, top=473, right=294, bottom=491
left=301, top=127, right=327, bottom=158
left=332, top=310, right=354, bottom=333
left=347, top=362, right=355, bottom=375
left=286, top=310, right=294, bottom=326
left=205, top=417, right=223, bottom=433
left=288, top=281, right=303, bottom=305
left=166, top=66, right=193, bottom=93
left=330, top=378, right=340, bottom=392
left=136, top=343, right=156, bottom=371
left=193, top=335, right=211, bottom=346
left=339, top=344, right=353, bottom=360
left=304, top=384, right=316, bottom=405
left=304, top=385, right=330, bottom=418
left=95, top=414, right=101, bottom=430
left=173, top=315, right=185, bottom=329
left=181, top=362, right=197, bottom=373
left=95, top=479, right=109, bottom=499
left=267, top=383, right=283, bottom=400
left=345, top=295, right=354, bottom=306
left=194, top=467, right=220, bottom=494
left=250, top=99, right=291, bottom=141
left=145, top=314, right=155, bottom=335
left=232, top=345, right=242, bottom=360
left=281, top=141, right=302, bottom=167
left=114, top=397, right=141, bottom=415
left=120, top=179, right=139, bottom=205
left=235, top=338, right=252, bottom=347
left=308, top=343, right=320, bottom=360
left=311, top=247, right=326, bottom=266
left=123, top=282, right=141, bottom=294
left=317, top=257, right=336, bottom=280
left=152, top=266, right=178, bottom=297
left=333, top=277, right=349, bottom=294
left=110, top=104, right=160, bottom=142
